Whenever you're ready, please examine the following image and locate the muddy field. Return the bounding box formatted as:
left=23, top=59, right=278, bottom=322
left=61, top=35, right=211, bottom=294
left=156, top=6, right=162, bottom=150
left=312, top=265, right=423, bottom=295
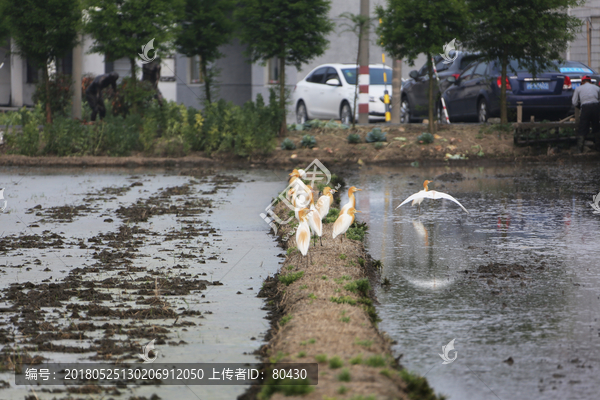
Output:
left=0, top=168, right=285, bottom=399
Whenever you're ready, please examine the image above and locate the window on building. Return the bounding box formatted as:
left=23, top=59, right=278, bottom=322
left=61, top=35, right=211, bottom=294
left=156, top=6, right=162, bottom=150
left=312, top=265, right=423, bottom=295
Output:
left=268, top=57, right=279, bottom=84
left=56, top=52, right=73, bottom=75
left=190, top=55, right=203, bottom=84
left=26, top=59, right=38, bottom=83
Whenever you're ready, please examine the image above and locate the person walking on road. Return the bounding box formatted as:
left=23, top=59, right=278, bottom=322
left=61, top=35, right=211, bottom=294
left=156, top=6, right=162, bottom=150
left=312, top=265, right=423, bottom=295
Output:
left=572, top=75, right=600, bottom=153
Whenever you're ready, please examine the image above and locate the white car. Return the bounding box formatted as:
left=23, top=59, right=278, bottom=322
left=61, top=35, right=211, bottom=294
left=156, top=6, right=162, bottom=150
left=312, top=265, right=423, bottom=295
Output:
left=293, top=63, right=393, bottom=125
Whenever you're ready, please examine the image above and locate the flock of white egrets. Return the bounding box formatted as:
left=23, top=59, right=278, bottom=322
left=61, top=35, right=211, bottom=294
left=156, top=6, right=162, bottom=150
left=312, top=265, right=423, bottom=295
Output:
left=285, top=169, right=469, bottom=264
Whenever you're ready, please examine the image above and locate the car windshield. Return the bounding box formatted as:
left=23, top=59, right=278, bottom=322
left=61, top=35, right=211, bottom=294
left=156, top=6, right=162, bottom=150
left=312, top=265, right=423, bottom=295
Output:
left=506, top=60, right=558, bottom=74
left=553, top=60, right=595, bottom=74
left=341, top=68, right=392, bottom=85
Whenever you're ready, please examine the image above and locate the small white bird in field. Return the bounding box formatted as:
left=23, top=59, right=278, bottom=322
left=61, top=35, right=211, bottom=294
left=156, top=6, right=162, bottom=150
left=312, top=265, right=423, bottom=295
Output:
left=396, top=180, right=469, bottom=214
left=296, top=208, right=312, bottom=265
left=340, top=186, right=362, bottom=215
left=0, top=188, right=4, bottom=200
left=332, top=207, right=360, bottom=243
left=315, top=186, right=335, bottom=220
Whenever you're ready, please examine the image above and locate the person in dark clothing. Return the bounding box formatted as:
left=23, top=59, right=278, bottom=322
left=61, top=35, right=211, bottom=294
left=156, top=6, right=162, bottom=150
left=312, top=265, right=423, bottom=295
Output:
left=142, top=60, right=163, bottom=105
left=572, top=75, right=600, bottom=152
left=85, top=72, right=119, bottom=121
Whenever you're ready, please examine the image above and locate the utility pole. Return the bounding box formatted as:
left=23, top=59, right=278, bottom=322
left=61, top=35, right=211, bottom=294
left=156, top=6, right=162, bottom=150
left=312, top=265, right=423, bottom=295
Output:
left=358, top=0, right=370, bottom=125
left=391, top=59, right=402, bottom=123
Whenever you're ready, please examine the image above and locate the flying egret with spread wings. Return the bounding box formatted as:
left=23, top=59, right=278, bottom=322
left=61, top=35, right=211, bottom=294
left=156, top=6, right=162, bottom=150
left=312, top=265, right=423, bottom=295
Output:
left=396, top=180, right=469, bottom=214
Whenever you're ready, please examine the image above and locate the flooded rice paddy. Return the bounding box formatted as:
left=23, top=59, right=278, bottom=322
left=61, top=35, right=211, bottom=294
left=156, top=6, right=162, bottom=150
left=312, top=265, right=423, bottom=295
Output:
left=348, top=162, right=600, bottom=400
left=0, top=167, right=284, bottom=399
left=1, top=162, right=599, bottom=400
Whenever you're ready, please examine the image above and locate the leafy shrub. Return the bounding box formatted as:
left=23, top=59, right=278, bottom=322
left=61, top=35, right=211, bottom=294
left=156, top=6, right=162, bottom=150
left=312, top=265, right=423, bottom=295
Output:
left=366, top=127, right=387, bottom=142
left=107, top=77, right=156, bottom=117
left=281, top=138, right=296, bottom=150
left=300, top=134, right=317, bottom=148
left=399, top=369, right=446, bottom=400
left=347, top=133, right=361, bottom=144
left=33, top=73, right=73, bottom=117
left=417, top=132, right=434, bottom=144
left=5, top=105, right=45, bottom=156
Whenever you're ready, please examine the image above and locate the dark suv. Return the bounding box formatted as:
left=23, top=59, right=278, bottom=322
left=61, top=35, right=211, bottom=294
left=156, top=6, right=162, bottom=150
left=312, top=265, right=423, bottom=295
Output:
left=401, top=52, right=480, bottom=123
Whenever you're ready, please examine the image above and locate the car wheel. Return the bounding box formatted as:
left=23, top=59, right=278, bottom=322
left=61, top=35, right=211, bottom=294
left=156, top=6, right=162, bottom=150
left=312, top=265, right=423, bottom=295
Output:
left=400, top=98, right=411, bottom=123
left=296, top=101, right=308, bottom=124
left=340, top=102, right=353, bottom=125
left=478, top=98, right=488, bottom=123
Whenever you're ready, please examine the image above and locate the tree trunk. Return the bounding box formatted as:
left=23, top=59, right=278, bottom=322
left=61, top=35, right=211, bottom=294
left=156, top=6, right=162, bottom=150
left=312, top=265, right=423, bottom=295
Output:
left=202, top=60, right=211, bottom=104
left=391, top=59, right=402, bottom=124
left=279, top=56, right=287, bottom=136
left=130, top=58, right=137, bottom=115
left=427, top=53, right=435, bottom=134
left=500, top=52, right=508, bottom=124
left=43, top=64, right=52, bottom=124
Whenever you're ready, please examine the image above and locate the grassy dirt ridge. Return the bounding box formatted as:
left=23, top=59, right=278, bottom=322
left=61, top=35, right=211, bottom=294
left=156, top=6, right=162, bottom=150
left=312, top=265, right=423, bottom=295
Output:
left=2, top=123, right=597, bottom=169
left=240, top=197, right=445, bottom=400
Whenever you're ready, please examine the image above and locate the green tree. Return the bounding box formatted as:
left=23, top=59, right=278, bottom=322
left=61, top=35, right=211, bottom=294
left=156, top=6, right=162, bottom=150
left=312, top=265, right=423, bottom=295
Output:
left=338, top=12, right=374, bottom=128
left=84, top=0, right=184, bottom=100
left=3, top=0, right=81, bottom=123
left=175, top=0, right=235, bottom=104
left=235, top=0, right=334, bottom=134
left=377, top=0, right=470, bottom=133
left=464, top=0, right=583, bottom=123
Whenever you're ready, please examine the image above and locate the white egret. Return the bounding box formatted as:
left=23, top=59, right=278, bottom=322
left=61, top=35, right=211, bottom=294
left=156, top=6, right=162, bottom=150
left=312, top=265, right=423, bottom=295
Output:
left=340, top=186, right=362, bottom=215
left=332, top=207, right=360, bottom=243
left=296, top=208, right=312, bottom=265
left=396, top=180, right=469, bottom=214
left=315, top=187, right=335, bottom=220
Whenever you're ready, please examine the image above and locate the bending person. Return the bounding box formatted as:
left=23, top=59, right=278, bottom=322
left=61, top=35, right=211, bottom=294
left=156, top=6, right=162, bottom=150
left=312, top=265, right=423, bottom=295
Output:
left=85, top=72, right=119, bottom=121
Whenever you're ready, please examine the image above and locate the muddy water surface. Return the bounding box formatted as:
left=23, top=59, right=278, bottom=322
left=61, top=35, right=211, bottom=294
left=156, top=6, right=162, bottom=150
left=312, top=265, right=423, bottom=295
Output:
left=346, top=162, right=600, bottom=400
left=0, top=167, right=284, bottom=400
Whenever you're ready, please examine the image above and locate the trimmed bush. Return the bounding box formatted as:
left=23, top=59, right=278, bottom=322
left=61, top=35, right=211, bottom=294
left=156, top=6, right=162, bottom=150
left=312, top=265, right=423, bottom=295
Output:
left=366, top=127, right=387, bottom=142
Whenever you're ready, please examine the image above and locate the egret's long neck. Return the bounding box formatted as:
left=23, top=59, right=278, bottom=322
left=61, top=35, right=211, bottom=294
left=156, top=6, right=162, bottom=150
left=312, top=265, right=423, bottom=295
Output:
left=348, top=192, right=356, bottom=206
left=423, top=182, right=429, bottom=191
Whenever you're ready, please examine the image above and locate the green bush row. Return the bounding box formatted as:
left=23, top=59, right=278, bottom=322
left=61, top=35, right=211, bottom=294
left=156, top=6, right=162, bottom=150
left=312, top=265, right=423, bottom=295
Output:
left=2, top=90, right=282, bottom=158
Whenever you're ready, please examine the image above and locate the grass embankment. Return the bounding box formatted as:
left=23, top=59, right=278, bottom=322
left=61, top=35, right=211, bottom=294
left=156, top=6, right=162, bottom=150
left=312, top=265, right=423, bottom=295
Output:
left=246, top=199, right=445, bottom=400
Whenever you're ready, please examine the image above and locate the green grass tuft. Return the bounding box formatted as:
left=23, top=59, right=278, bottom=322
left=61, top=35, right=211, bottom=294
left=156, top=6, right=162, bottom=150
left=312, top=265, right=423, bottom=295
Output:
left=258, top=377, right=314, bottom=399
left=315, top=354, right=328, bottom=363
left=344, top=278, right=371, bottom=296
left=350, top=355, right=363, bottom=365
left=325, top=207, right=340, bottom=224
left=365, top=354, right=386, bottom=367
left=329, top=356, right=343, bottom=369
left=330, top=296, right=356, bottom=305
left=338, top=368, right=351, bottom=382
left=399, top=369, right=447, bottom=400
left=280, top=315, right=293, bottom=326
left=279, top=271, right=304, bottom=286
